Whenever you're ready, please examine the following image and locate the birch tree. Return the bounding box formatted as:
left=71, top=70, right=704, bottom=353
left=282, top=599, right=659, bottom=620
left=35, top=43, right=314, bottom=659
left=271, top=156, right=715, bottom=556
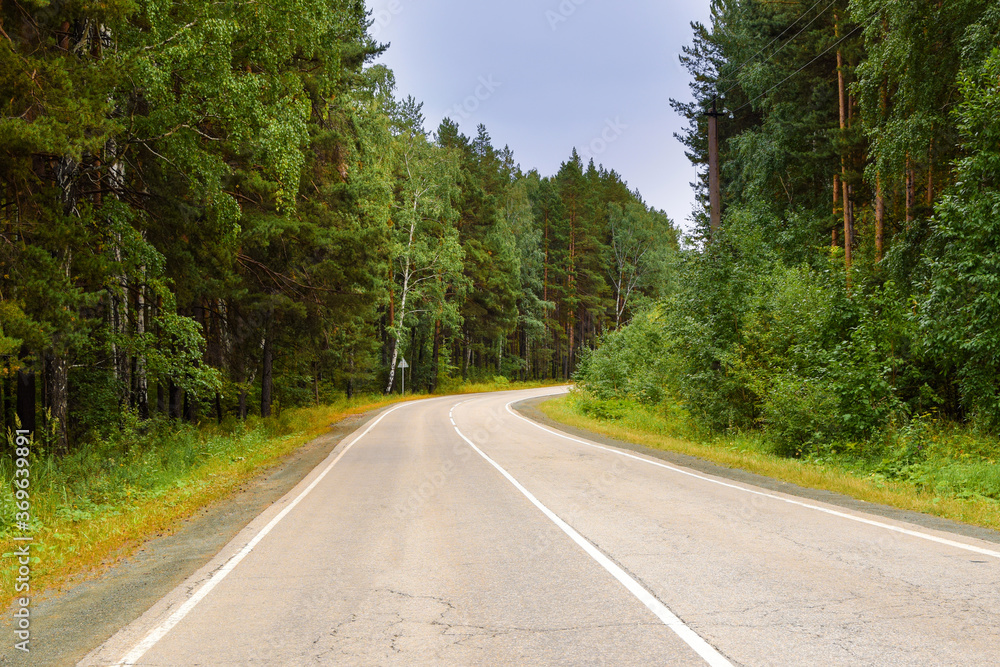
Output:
left=385, top=101, right=464, bottom=393
left=607, top=201, right=673, bottom=328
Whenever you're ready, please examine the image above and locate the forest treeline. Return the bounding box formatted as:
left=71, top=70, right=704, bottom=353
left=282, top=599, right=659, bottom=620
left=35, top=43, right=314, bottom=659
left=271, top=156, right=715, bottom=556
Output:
left=0, top=1, right=677, bottom=450
left=579, top=0, right=1000, bottom=454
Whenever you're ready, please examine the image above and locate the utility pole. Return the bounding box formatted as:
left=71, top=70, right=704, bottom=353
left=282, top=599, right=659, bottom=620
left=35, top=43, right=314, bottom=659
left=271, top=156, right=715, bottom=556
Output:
left=706, top=97, right=722, bottom=237
left=835, top=14, right=853, bottom=274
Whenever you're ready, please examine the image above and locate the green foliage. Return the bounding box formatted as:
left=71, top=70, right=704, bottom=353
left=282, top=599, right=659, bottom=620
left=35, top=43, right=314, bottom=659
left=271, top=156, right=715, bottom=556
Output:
left=920, top=48, right=1000, bottom=430
left=1, top=0, right=679, bottom=442
left=577, top=0, right=995, bottom=468
left=576, top=308, right=674, bottom=405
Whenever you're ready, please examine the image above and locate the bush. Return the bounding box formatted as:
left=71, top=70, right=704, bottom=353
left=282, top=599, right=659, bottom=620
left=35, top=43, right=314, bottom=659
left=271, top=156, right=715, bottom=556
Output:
left=761, top=374, right=842, bottom=456
left=575, top=307, right=674, bottom=405
left=920, top=50, right=1000, bottom=432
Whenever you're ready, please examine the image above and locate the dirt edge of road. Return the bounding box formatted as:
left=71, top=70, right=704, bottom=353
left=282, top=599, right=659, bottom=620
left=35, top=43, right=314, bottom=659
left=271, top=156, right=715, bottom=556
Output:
left=0, top=408, right=387, bottom=667
left=514, top=396, right=1000, bottom=547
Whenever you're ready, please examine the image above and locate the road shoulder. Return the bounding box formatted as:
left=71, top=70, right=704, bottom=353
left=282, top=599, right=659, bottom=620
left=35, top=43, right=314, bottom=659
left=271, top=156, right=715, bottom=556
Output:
left=514, top=396, right=1000, bottom=546
left=0, top=407, right=390, bottom=667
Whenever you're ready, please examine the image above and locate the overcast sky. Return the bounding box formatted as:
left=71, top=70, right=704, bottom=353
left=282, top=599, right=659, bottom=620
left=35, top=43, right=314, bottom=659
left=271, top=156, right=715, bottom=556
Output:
left=365, top=0, right=713, bottom=231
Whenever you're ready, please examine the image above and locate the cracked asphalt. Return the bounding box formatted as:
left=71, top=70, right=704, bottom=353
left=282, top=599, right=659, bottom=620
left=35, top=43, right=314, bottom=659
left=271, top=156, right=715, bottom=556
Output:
left=79, top=386, right=999, bottom=665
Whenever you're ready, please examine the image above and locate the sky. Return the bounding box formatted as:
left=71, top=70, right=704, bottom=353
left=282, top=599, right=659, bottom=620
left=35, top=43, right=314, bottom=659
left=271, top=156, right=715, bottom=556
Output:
left=364, top=0, right=714, bottom=232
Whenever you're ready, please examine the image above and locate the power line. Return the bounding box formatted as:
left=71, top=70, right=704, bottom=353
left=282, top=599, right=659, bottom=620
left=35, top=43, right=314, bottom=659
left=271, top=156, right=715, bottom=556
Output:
left=720, top=0, right=826, bottom=79
left=718, top=0, right=837, bottom=98
left=731, top=24, right=863, bottom=114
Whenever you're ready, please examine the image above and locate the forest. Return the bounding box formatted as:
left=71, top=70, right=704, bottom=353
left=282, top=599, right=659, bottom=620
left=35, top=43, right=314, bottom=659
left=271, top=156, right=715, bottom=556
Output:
left=578, top=0, right=1000, bottom=466
left=0, top=0, right=677, bottom=451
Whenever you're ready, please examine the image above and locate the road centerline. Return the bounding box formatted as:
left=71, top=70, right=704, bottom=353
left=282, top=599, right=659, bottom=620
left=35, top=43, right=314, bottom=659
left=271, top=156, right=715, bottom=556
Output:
left=450, top=417, right=733, bottom=667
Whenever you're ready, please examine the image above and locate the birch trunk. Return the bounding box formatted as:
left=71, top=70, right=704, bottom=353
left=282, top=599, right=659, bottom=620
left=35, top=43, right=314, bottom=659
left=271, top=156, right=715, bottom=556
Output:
left=134, top=279, right=148, bottom=418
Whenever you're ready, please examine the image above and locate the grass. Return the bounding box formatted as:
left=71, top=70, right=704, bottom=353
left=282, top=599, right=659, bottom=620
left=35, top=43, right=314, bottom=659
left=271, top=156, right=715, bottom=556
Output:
left=436, top=375, right=567, bottom=395
left=539, top=391, right=1000, bottom=533
left=0, top=378, right=559, bottom=611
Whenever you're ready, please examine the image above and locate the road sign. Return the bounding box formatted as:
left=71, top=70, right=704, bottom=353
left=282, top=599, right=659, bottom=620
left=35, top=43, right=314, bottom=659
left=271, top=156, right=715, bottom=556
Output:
left=398, top=358, right=408, bottom=394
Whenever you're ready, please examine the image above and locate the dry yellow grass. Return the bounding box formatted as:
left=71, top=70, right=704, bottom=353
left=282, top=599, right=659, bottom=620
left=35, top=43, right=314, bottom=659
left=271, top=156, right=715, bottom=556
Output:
left=538, top=395, right=1000, bottom=532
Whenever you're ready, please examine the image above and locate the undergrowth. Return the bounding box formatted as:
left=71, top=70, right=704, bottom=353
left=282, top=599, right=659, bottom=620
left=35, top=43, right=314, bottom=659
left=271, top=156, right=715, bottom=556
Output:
left=557, top=390, right=1000, bottom=530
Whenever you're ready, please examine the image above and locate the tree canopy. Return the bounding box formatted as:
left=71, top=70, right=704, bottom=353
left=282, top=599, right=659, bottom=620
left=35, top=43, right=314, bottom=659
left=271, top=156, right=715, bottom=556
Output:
left=581, top=0, right=1000, bottom=451
left=0, top=1, right=678, bottom=449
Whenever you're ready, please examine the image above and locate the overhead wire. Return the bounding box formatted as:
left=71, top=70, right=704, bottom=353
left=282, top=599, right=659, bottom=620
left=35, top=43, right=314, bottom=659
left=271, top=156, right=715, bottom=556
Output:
left=730, top=24, right=863, bottom=114
left=718, top=0, right=839, bottom=99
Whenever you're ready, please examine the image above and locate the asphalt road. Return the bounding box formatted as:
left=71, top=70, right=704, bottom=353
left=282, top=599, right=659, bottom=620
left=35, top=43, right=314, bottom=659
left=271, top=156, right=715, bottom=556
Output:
left=82, top=387, right=1000, bottom=666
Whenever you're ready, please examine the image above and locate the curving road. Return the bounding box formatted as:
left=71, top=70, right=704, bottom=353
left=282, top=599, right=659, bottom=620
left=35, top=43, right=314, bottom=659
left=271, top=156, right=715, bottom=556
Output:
left=82, top=386, right=1000, bottom=666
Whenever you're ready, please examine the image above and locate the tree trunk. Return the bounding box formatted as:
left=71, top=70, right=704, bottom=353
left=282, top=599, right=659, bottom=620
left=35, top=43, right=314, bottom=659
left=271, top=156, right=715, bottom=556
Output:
left=707, top=100, right=721, bottom=235
left=385, top=334, right=400, bottom=395
left=461, top=331, right=470, bottom=381
left=169, top=380, right=182, bottom=419
left=313, top=362, right=320, bottom=406
left=836, top=43, right=853, bottom=272
left=134, top=281, right=148, bottom=418
left=843, top=183, right=853, bottom=270
left=261, top=330, right=273, bottom=418
left=567, top=316, right=575, bottom=378
left=905, top=155, right=915, bottom=224
left=16, top=360, right=35, bottom=435
left=346, top=350, right=355, bottom=399
left=44, top=351, right=68, bottom=453
left=465, top=340, right=473, bottom=381
left=927, top=138, right=934, bottom=208
left=832, top=175, right=840, bottom=247
left=431, top=320, right=441, bottom=392
left=875, top=173, right=886, bottom=262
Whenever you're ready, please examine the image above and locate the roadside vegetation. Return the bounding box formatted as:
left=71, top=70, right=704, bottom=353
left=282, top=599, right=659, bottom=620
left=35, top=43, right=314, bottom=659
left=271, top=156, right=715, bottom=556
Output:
left=560, top=1, right=1000, bottom=535
left=545, top=391, right=1000, bottom=532
left=1, top=0, right=666, bottom=613
left=2, top=1, right=678, bottom=456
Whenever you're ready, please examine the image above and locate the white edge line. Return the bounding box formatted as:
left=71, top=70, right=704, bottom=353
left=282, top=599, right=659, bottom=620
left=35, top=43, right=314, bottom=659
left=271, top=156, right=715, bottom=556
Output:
left=505, top=402, right=1000, bottom=561
left=112, top=402, right=410, bottom=666
left=452, top=423, right=733, bottom=667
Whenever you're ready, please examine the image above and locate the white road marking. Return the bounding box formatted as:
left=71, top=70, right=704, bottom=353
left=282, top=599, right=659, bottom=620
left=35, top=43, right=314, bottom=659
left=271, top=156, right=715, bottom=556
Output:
left=110, top=403, right=410, bottom=666
left=452, top=423, right=734, bottom=667
left=505, top=401, right=1000, bottom=561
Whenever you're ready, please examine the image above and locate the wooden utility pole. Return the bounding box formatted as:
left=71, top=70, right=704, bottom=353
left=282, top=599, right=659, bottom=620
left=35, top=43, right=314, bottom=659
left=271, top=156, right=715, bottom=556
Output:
left=836, top=20, right=853, bottom=272
left=706, top=98, right=722, bottom=236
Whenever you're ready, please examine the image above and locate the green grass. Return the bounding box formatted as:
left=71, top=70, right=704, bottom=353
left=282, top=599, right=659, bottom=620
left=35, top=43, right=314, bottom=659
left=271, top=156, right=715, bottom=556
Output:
left=541, top=391, right=1000, bottom=533
left=435, top=375, right=567, bottom=395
